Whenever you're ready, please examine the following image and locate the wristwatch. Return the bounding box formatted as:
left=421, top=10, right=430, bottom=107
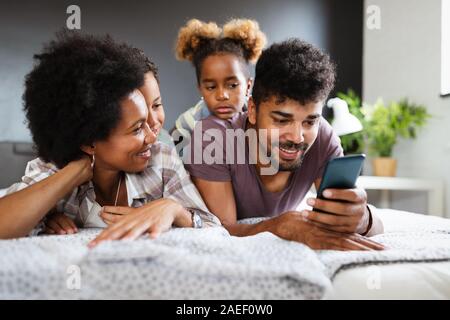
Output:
left=189, top=209, right=203, bottom=228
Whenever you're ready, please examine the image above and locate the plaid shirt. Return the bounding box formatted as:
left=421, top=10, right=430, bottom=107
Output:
left=174, top=99, right=211, bottom=147
left=5, top=142, right=221, bottom=236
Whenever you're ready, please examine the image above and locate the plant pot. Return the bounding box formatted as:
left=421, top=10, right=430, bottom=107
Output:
left=372, top=157, right=397, bottom=177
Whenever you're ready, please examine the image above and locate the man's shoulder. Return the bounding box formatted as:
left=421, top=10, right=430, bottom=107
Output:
left=315, top=117, right=341, bottom=149
left=318, top=117, right=334, bottom=137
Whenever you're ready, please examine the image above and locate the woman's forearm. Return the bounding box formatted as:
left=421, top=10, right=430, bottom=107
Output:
left=0, top=162, right=87, bottom=239
left=170, top=200, right=193, bottom=228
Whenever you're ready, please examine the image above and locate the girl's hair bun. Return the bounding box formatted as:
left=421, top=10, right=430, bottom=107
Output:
left=175, top=19, right=222, bottom=62
left=223, top=18, right=267, bottom=63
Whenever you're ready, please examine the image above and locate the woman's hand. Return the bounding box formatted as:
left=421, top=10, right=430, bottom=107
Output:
left=44, top=213, right=78, bottom=235
left=89, top=198, right=191, bottom=248
left=99, top=205, right=134, bottom=225
left=66, top=155, right=93, bottom=186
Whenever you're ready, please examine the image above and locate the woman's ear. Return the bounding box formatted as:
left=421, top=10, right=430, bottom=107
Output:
left=246, top=78, right=253, bottom=97
left=247, top=97, right=257, bottom=125
left=80, top=144, right=95, bottom=156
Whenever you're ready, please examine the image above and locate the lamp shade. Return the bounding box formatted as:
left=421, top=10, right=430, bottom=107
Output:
left=327, top=97, right=363, bottom=136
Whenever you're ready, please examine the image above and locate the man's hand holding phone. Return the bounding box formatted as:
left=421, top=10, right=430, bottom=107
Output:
left=303, top=186, right=372, bottom=235
left=297, top=154, right=384, bottom=246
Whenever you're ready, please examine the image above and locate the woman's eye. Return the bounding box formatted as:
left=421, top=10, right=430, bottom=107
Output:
left=206, top=86, right=215, bottom=91
left=152, top=103, right=162, bottom=110
left=229, top=83, right=239, bottom=89
left=133, top=126, right=143, bottom=134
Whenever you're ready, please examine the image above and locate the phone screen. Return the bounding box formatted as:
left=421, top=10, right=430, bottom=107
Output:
left=316, top=154, right=365, bottom=199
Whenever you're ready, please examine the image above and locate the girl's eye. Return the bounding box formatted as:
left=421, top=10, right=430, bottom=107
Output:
left=229, top=83, right=239, bottom=89
left=152, top=103, right=162, bottom=110
left=205, top=86, right=215, bottom=91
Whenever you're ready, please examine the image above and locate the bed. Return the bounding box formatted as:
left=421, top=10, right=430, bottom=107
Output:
left=326, top=210, right=450, bottom=299
left=0, top=188, right=449, bottom=299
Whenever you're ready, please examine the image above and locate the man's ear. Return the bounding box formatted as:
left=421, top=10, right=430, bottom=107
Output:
left=80, top=144, right=95, bottom=156
left=247, top=97, right=257, bottom=125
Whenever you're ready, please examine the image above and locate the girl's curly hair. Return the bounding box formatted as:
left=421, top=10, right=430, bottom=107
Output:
left=175, top=18, right=267, bottom=83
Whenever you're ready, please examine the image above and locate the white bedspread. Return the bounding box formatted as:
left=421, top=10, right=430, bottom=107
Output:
left=0, top=209, right=449, bottom=299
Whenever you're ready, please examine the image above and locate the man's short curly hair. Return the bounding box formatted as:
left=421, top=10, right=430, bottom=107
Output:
left=252, top=38, right=336, bottom=107
left=23, top=30, right=158, bottom=168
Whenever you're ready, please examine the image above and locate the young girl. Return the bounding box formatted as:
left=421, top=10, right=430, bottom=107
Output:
left=0, top=31, right=219, bottom=245
left=172, top=18, right=267, bottom=151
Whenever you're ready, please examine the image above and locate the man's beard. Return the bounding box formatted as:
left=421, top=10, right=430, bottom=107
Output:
left=253, top=120, right=309, bottom=173
left=277, top=141, right=309, bottom=171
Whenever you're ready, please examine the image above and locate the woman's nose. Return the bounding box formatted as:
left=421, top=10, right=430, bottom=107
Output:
left=143, top=122, right=157, bottom=144
left=147, top=110, right=160, bottom=131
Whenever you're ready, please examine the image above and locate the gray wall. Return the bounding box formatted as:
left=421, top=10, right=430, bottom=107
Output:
left=0, top=0, right=344, bottom=140
left=0, top=0, right=363, bottom=186
left=363, top=0, right=449, bottom=215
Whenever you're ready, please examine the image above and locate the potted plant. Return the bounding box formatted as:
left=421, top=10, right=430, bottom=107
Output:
left=333, top=90, right=431, bottom=176
left=362, top=98, right=431, bottom=176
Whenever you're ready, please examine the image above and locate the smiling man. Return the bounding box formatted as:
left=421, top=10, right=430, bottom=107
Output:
left=184, top=38, right=384, bottom=251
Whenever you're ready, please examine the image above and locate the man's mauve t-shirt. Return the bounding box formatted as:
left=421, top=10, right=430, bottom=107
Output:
left=184, top=112, right=343, bottom=219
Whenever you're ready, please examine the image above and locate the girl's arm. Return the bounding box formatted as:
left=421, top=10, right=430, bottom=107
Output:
left=0, top=156, right=92, bottom=239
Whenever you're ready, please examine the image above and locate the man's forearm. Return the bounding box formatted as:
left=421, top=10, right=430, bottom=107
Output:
left=223, top=218, right=277, bottom=237
left=364, top=205, right=384, bottom=237
left=367, top=211, right=384, bottom=237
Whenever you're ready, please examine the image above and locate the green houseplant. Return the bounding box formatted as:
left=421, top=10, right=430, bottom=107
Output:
left=362, top=98, right=431, bottom=176
left=334, top=90, right=431, bottom=176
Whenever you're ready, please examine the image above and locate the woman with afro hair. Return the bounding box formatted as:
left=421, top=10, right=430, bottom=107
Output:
left=172, top=18, right=266, bottom=154
left=0, top=31, right=220, bottom=244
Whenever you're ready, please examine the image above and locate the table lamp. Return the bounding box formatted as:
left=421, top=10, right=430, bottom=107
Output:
left=327, top=97, right=363, bottom=136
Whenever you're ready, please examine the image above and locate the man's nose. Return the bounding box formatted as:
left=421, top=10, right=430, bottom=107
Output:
left=287, top=123, right=304, bottom=144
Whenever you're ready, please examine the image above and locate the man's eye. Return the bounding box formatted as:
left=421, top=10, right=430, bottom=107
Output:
left=303, top=120, right=318, bottom=127
left=275, top=118, right=289, bottom=124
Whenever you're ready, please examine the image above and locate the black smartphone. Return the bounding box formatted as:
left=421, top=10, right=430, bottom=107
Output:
left=316, top=154, right=366, bottom=202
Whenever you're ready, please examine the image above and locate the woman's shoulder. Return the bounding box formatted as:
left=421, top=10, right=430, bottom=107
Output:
left=142, top=141, right=180, bottom=172
left=157, top=128, right=175, bottom=148
left=24, top=157, right=59, bottom=174
left=175, top=99, right=210, bottom=131
left=4, top=157, right=60, bottom=195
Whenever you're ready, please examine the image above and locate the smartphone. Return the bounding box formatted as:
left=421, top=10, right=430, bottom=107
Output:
left=316, top=154, right=366, bottom=202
